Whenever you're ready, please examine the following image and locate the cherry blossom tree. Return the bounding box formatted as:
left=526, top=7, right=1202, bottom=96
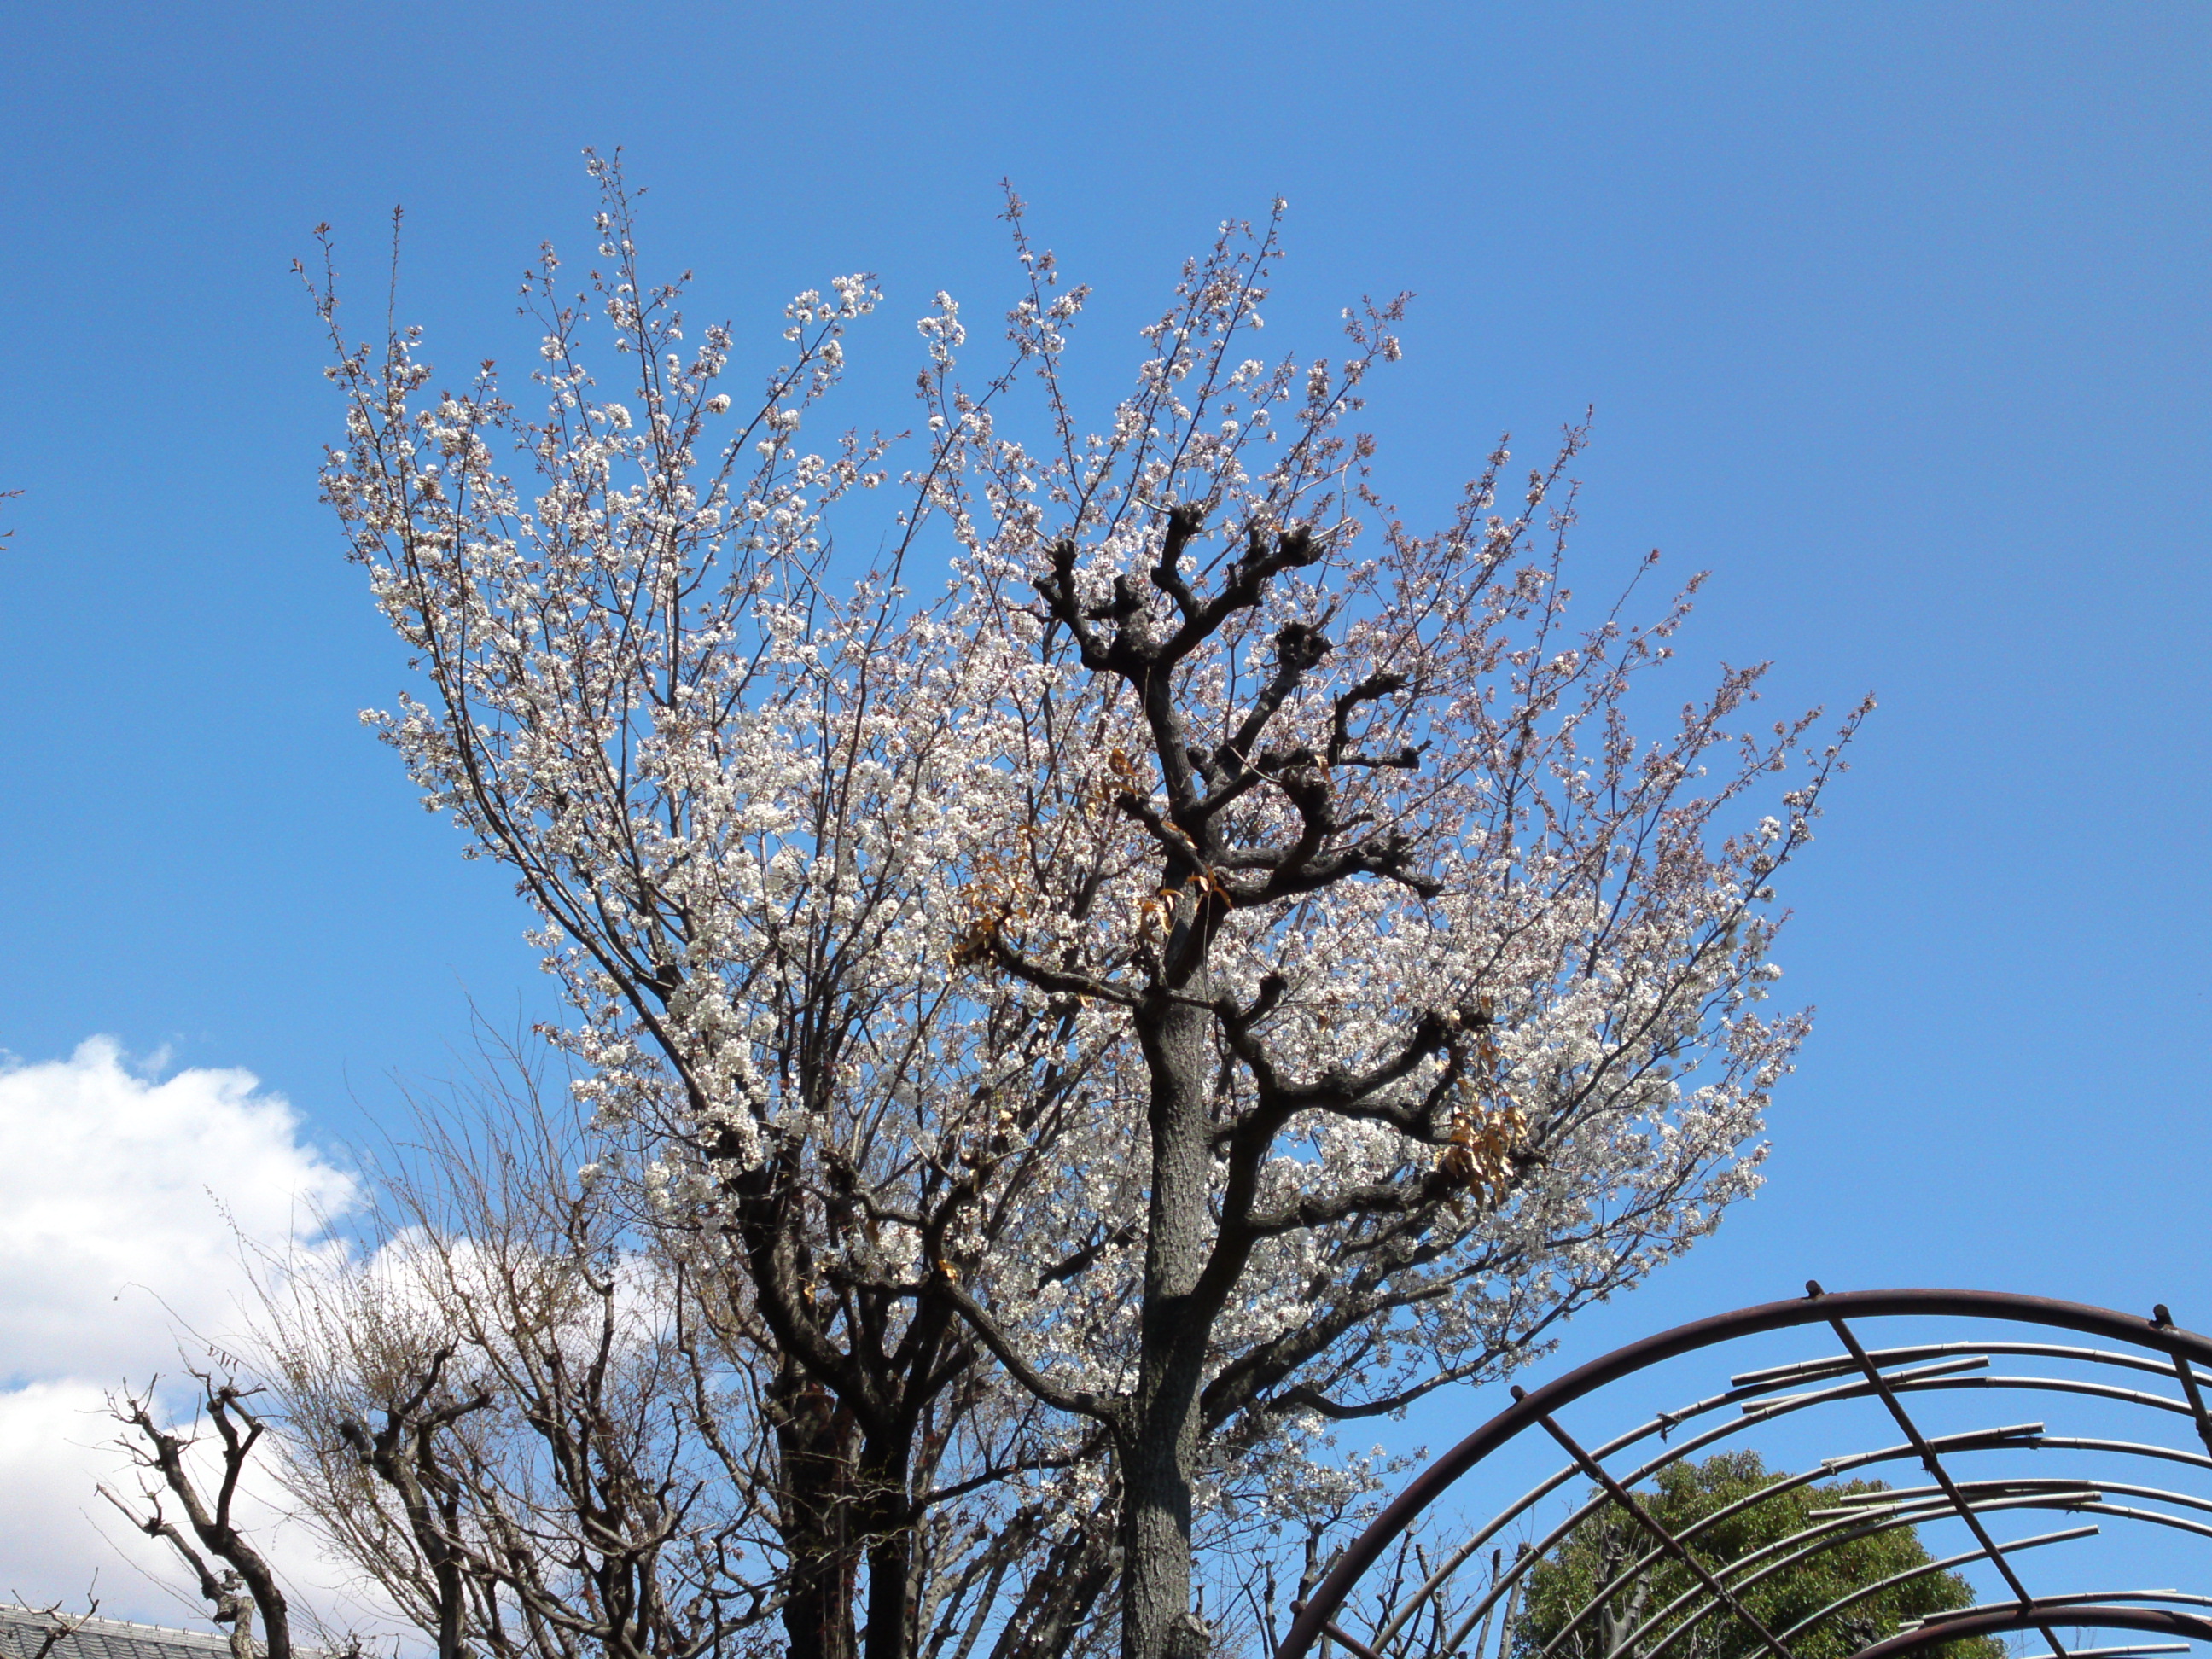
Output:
left=311, top=154, right=1861, bottom=1659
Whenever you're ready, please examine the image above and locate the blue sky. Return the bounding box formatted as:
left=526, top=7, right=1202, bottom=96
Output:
left=0, top=0, right=2207, bottom=1616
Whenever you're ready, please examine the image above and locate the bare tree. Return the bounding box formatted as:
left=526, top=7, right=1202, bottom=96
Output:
left=254, top=1034, right=1084, bottom=1659
left=256, top=1049, right=777, bottom=1659
left=7, top=1592, right=106, bottom=1659
left=104, top=1377, right=294, bottom=1659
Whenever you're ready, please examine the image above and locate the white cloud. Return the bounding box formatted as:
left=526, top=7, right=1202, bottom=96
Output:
left=0, top=1040, right=361, bottom=1630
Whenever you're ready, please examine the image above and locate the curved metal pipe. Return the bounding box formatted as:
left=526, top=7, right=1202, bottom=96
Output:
left=1629, top=1480, right=2212, bottom=1659
left=1375, top=1389, right=2212, bottom=1659
left=1851, top=1604, right=2212, bottom=1659
left=1380, top=1376, right=2048, bottom=1657
left=1736, top=1342, right=2197, bottom=1392
left=1772, top=1528, right=2102, bottom=1648
left=1530, top=1431, right=2088, bottom=1659
left=1275, top=1289, right=2212, bottom=1659
left=1622, top=1494, right=2107, bottom=1659
left=1380, top=1440, right=2079, bottom=1658
left=1743, top=1372, right=2197, bottom=1424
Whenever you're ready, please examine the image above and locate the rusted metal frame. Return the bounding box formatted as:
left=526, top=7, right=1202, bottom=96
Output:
left=1620, top=1494, right=2113, bottom=1659
left=1813, top=1486, right=2105, bottom=1530
left=1540, top=1462, right=2075, bottom=1659
left=1412, top=1382, right=1929, bottom=1659
left=1408, top=1355, right=2112, bottom=1659
left=2169, top=1357, right=2212, bottom=1457
left=1394, top=1445, right=1729, bottom=1659
left=2151, top=1305, right=2212, bottom=1462
left=1414, top=1405, right=2054, bottom=1659
left=1777, top=1480, right=2212, bottom=1574
left=1382, top=1376, right=2031, bottom=1659
left=1770, top=1527, right=2100, bottom=1646
left=1362, top=1435, right=1696, bottom=1656
left=1354, top=1382, right=1763, bottom=1658
left=1737, top=1357, right=1994, bottom=1417
left=1385, top=1358, right=2005, bottom=1652
left=1815, top=1298, right=2066, bottom=1659
left=1813, top=1424, right=2048, bottom=1476
left=1284, top=1290, right=2212, bottom=1659
left=1736, top=1341, right=2197, bottom=1393
left=2038, top=1436, right=2212, bottom=1473
left=1627, top=1493, right=2114, bottom=1659
left=2050, top=1501, right=2212, bottom=1545
left=1530, top=1470, right=1838, bottom=1659
left=1530, top=1464, right=1851, bottom=1659
left=1276, top=1289, right=2212, bottom=1659
left=1835, top=1478, right=2212, bottom=1527
left=1438, top=1399, right=2047, bottom=1659
left=1852, top=1604, right=2212, bottom=1659
left=1426, top=1469, right=2200, bottom=1659
left=1909, top=1591, right=2212, bottom=1625
left=1512, top=1385, right=1800, bottom=1659
left=1366, top=1377, right=1860, bottom=1659
left=1743, top=1371, right=2203, bottom=1426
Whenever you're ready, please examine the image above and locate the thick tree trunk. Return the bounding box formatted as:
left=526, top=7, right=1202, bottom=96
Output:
left=771, top=1362, right=862, bottom=1659
left=861, top=1436, right=917, bottom=1659
left=1121, top=953, right=1219, bottom=1659
left=864, top=1531, right=913, bottom=1659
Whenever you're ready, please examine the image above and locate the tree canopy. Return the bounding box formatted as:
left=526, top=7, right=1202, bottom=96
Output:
left=293, top=154, right=1860, bottom=1659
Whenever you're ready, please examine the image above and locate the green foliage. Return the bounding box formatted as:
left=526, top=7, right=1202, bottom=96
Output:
left=1511, top=1452, right=2004, bottom=1659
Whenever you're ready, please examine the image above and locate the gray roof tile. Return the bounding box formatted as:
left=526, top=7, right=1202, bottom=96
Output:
left=0, top=1608, right=238, bottom=1659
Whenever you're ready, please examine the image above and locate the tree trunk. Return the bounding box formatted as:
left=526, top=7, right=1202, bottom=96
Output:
left=771, top=1362, right=862, bottom=1659
left=864, top=1530, right=914, bottom=1659
left=1121, top=951, right=1218, bottom=1659
left=861, top=1437, right=916, bottom=1659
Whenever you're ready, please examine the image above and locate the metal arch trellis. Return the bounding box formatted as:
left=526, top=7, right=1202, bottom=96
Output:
left=1272, top=1287, right=2212, bottom=1659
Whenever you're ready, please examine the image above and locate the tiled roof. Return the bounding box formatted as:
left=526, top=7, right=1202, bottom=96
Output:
left=0, top=1609, right=236, bottom=1659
